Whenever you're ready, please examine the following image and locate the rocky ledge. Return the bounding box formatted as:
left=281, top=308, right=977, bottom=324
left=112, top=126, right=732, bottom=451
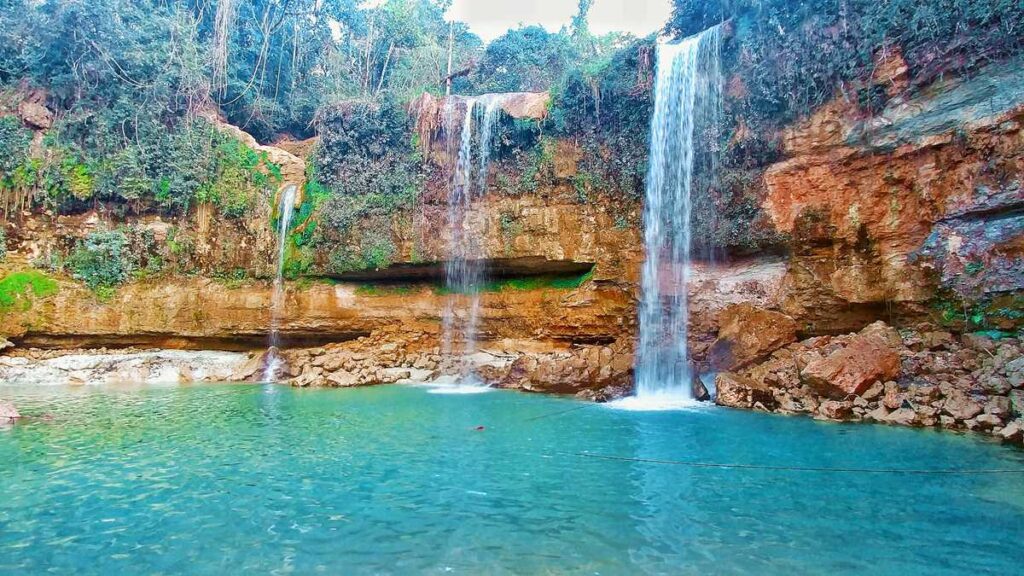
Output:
left=231, top=325, right=634, bottom=398
left=716, top=321, right=1024, bottom=445
left=0, top=348, right=247, bottom=385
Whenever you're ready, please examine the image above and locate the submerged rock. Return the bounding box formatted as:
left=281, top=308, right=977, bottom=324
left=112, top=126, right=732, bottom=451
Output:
left=0, top=400, right=20, bottom=423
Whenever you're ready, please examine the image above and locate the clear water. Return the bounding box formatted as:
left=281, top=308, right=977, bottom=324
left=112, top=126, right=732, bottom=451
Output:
left=636, top=26, right=722, bottom=401
left=265, top=184, right=298, bottom=381
left=1, top=383, right=1022, bottom=575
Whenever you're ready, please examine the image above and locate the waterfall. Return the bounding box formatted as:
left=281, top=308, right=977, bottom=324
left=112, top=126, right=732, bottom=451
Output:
left=439, top=95, right=508, bottom=384
left=633, top=26, right=722, bottom=404
left=264, top=184, right=298, bottom=382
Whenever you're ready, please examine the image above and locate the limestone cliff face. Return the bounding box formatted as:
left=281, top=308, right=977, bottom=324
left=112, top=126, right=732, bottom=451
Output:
left=699, top=56, right=1024, bottom=352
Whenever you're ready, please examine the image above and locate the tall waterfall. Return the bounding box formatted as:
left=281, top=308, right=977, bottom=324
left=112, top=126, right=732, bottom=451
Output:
left=440, top=95, right=507, bottom=383
left=264, top=184, right=298, bottom=382
left=633, top=26, right=722, bottom=404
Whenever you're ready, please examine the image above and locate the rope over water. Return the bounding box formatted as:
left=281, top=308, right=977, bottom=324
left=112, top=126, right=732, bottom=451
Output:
left=561, top=451, right=1024, bottom=475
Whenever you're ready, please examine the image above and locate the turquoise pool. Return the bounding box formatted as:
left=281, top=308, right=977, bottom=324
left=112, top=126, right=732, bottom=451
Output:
left=1, top=383, right=1022, bottom=574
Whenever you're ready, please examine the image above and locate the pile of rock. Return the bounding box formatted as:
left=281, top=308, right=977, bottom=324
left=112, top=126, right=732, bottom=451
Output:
left=232, top=326, right=636, bottom=396
left=716, top=321, right=1024, bottom=445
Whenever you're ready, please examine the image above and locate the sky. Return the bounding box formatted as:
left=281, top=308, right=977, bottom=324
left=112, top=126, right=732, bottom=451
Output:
left=448, top=0, right=674, bottom=42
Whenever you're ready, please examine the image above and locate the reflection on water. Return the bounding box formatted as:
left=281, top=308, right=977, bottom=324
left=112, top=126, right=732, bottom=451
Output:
left=0, top=383, right=1022, bottom=575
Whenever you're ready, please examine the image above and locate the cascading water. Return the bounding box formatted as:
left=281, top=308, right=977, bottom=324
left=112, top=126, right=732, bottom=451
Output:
left=264, top=184, right=298, bottom=382
left=439, top=95, right=508, bottom=385
left=631, top=26, right=722, bottom=406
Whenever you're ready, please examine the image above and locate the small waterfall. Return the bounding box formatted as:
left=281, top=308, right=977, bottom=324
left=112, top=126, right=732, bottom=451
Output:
left=633, top=26, right=722, bottom=404
left=439, top=95, right=508, bottom=384
left=264, top=184, right=298, bottom=382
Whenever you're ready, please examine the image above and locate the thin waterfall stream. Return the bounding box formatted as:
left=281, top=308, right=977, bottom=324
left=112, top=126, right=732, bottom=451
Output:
left=439, top=94, right=509, bottom=386
left=264, top=184, right=298, bottom=382
left=627, top=25, right=722, bottom=407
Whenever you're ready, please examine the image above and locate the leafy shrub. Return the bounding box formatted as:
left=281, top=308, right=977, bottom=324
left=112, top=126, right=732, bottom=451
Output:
left=66, top=230, right=135, bottom=290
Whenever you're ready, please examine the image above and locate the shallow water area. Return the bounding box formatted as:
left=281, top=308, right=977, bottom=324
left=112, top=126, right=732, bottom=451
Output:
left=1, top=382, right=1022, bottom=575
left=421, top=374, right=492, bottom=394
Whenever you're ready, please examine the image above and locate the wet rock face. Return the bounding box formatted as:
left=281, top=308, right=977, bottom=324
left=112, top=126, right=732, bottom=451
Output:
left=715, top=322, right=1024, bottom=446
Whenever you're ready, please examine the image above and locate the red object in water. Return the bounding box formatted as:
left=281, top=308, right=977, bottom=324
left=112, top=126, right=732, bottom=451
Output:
left=474, top=426, right=485, bottom=431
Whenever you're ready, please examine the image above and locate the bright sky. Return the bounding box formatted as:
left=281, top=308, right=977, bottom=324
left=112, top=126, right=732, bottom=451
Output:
left=449, top=0, right=674, bottom=42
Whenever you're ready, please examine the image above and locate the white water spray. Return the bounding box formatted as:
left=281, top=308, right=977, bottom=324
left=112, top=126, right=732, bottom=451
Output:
left=264, top=184, right=298, bottom=382
left=631, top=26, right=722, bottom=407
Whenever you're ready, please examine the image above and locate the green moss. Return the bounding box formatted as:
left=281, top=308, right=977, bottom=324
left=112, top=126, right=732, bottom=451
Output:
left=354, top=284, right=415, bottom=297
left=433, top=269, right=594, bottom=295
left=0, top=270, right=59, bottom=311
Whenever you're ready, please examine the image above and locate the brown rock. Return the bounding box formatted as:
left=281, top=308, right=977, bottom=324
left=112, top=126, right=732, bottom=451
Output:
left=985, top=396, right=1012, bottom=418
left=708, top=304, right=798, bottom=370
left=818, top=400, right=853, bottom=420
left=801, top=334, right=902, bottom=399
left=882, top=382, right=904, bottom=410
left=715, top=372, right=776, bottom=410
left=882, top=408, right=919, bottom=427
left=962, top=333, right=997, bottom=352
left=975, top=413, right=1003, bottom=430
left=998, top=420, right=1023, bottom=443
left=942, top=393, right=984, bottom=421
left=19, top=100, right=53, bottom=129
left=860, top=322, right=904, bottom=349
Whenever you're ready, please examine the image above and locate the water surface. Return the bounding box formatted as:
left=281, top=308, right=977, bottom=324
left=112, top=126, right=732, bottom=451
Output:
left=1, top=383, right=1022, bottom=575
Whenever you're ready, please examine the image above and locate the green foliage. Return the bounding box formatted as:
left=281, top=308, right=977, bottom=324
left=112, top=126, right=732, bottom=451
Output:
left=548, top=37, right=655, bottom=199
left=434, top=269, right=595, bottom=295
left=0, top=270, right=58, bottom=311
left=0, top=115, right=32, bottom=181
left=62, top=228, right=162, bottom=290
left=66, top=230, right=134, bottom=290
left=354, top=283, right=414, bottom=297
left=324, top=232, right=397, bottom=275
left=310, top=99, right=423, bottom=261
left=669, top=0, right=1024, bottom=129
left=466, top=26, right=577, bottom=93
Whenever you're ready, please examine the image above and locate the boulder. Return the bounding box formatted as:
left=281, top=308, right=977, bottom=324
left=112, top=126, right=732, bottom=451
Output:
left=942, top=392, right=984, bottom=421
left=707, top=304, right=798, bottom=370
left=998, top=420, right=1023, bottom=443
left=801, top=332, right=902, bottom=398
left=0, top=400, right=20, bottom=423
left=859, top=321, right=904, bottom=349
left=691, top=374, right=711, bottom=402
left=962, top=333, right=997, bottom=352
left=882, top=407, right=919, bottom=427
left=715, top=372, right=776, bottom=410
left=985, top=396, right=1012, bottom=418
left=818, top=400, right=853, bottom=420
left=18, top=100, right=53, bottom=129
left=1010, top=389, right=1024, bottom=417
